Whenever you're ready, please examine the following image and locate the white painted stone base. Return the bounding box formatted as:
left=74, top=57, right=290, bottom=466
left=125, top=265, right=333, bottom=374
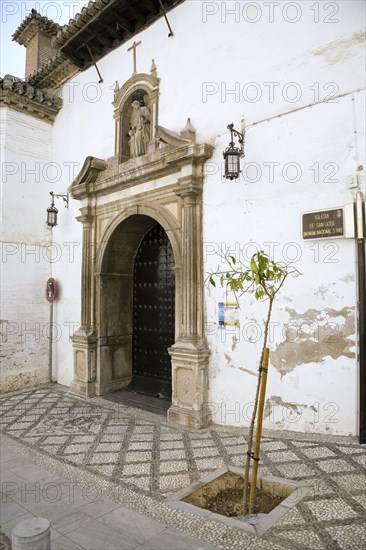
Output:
left=12, top=518, right=50, bottom=550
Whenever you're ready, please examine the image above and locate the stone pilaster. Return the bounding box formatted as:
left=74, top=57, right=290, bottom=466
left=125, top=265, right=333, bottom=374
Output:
left=167, top=179, right=210, bottom=428
left=70, top=210, right=97, bottom=397
left=168, top=345, right=210, bottom=429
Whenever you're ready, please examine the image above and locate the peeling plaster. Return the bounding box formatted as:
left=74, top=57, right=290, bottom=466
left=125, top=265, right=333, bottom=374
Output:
left=236, top=366, right=257, bottom=378
left=340, top=274, right=355, bottom=283
left=313, top=31, right=365, bottom=65
left=314, top=285, right=330, bottom=301
left=224, top=353, right=232, bottom=365
left=231, top=336, right=239, bottom=351
left=264, top=395, right=310, bottom=421
left=224, top=353, right=256, bottom=377
left=271, top=307, right=355, bottom=376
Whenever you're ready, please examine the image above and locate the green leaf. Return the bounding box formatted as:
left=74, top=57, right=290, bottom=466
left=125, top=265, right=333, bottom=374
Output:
left=230, top=256, right=236, bottom=265
left=254, top=288, right=264, bottom=300
left=209, top=276, right=216, bottom=287
left=251, top=258, right=258, bottom=273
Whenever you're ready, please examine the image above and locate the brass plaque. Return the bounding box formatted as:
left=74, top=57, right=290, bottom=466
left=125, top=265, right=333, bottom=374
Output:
left=302, top=208, right=344, bottom=239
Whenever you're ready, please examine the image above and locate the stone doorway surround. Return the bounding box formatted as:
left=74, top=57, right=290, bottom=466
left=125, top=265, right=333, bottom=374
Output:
left=68, top=68, right=214, bottom=429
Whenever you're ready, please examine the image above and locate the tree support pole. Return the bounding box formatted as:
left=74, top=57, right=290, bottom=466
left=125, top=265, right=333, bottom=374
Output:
left=249, top=347, right=269, bottom=515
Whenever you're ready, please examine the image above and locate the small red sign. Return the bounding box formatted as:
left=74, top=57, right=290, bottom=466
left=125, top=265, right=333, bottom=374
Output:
left=46, top=278, right=57, bottom=302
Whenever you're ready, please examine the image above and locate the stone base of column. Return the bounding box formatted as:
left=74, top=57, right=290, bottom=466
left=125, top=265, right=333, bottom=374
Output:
left=70, top=329, right=97, bottom=398
left=167, top=341, right=210, bottom=429
left=95, top=376, right=131, bottom=396
left=167, top=404, right=209, bottom=429
left=70, top=379, right=96, bottom=397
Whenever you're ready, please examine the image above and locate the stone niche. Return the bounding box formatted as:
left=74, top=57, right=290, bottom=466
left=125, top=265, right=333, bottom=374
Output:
left=68, top=63, right=214, bottom=429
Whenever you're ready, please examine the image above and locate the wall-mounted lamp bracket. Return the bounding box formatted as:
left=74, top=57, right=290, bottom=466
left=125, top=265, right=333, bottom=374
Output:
left=227, top=123, right=245, bottom=156
left=50, top=191, right=69, bottom=208
left=46, top=191, right=69, bottom=227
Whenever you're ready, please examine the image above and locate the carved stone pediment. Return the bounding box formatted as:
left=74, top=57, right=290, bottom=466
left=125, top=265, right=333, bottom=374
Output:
left=69, top=156, right=108, bottom=198
left=156, top=121, right=196, bottom=149
left=69, top=139, right=214, bottom=201
left=70, top=61, right=207, bottom=203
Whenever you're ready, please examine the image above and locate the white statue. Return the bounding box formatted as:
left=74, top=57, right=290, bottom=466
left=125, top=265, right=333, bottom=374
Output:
left=129, top=100, right=151, bottom=157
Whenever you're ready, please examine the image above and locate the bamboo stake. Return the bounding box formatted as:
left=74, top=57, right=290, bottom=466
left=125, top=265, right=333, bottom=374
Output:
left=249, top=347, right=270, bottom=515
left=242, top=351, right=263, bottom=515
left=243, top=299, right=273, bottom=515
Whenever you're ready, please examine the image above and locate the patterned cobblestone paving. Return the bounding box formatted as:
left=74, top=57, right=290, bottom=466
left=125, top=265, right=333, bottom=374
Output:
left=1, top=386, right=365, bottom=549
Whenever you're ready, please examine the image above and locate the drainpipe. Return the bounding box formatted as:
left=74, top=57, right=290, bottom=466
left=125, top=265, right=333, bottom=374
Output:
left=355, top=191, right=366, bottom=443
left=49, top=301, right=53, bottom=383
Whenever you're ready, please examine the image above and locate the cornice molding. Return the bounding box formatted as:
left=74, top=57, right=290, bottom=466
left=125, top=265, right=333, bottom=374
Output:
left=13, top=9, right=61, bottom=45
left=27, top=54, right=79, bottom=89
left=0, top=75, right=63, bottom=123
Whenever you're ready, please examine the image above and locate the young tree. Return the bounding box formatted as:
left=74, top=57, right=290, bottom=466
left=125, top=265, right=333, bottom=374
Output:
left=209, top=250, right=300, bottom=514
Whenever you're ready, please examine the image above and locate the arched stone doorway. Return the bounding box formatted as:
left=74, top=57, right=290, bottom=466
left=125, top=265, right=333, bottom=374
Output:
left=68, top=69, right=214, bottom=427
left=96, top=215, right=179, bottom=398
left=99, top=215, right=176, bottom=399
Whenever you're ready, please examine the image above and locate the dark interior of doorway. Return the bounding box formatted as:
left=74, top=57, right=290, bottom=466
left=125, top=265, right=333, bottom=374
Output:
left=129, top=222, right=175, bottom=400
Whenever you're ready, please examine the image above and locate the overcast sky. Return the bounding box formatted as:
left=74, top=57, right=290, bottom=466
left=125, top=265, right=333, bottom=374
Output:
left=1, top=1, right=87, bottom=78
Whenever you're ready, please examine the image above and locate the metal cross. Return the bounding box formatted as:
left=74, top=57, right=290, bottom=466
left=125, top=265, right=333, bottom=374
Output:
left=127, top=40, right=142, bottom=74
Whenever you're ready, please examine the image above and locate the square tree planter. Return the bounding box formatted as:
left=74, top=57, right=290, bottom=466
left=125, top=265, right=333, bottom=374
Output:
left=167, top=466, right=312, bottom=537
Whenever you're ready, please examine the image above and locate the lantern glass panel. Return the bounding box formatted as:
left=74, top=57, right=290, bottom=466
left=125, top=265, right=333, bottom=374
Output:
left=225, top=152, right=240, bottom=179
left=47, top=207, right=58, bottom=227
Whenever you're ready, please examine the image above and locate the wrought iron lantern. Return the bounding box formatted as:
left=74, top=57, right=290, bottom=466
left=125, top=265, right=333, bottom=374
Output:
left=46, top=202, right=58, bottom=227
left=46, top=191, right=69, bottom=227
left=223, top=123, right=245, bottom=180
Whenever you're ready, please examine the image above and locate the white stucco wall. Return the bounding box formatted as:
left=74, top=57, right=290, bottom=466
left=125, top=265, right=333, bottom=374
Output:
left=204, top=91, right=365, bottom=436
left=46, top=0, right=366, bottom=434
left=0, top=107, right=53, bottom=391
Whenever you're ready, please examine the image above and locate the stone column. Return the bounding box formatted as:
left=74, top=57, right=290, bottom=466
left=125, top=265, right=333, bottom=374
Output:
left=70, top=210, right=97, bottom=397
left=168, top=179, right=210, bottom=428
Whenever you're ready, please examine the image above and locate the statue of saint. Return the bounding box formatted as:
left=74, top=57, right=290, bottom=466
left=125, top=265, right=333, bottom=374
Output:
left=129, top=100, right=150, bottom=157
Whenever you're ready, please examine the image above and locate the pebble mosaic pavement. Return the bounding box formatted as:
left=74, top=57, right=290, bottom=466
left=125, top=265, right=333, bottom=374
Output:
left=1, top=386, right=365, bottom=549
